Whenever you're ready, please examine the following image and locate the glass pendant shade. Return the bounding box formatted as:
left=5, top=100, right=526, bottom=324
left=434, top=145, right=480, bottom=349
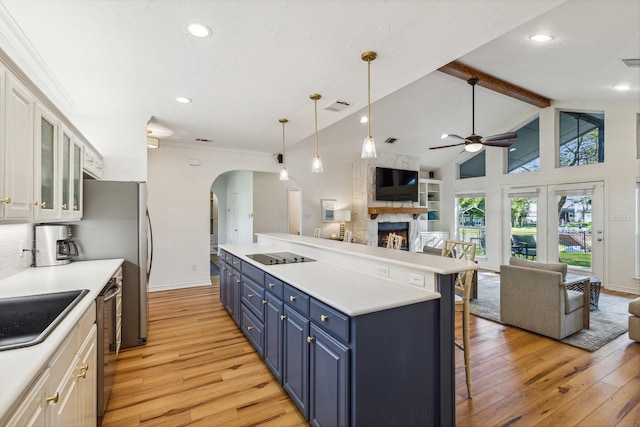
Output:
left=361, top=136, right=377, bottom=158
left=311, top=156, right=323, bottom=173
left=279, top=167, right=289, bottom=181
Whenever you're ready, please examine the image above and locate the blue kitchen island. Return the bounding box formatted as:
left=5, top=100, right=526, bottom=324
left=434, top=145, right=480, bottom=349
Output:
left=219, top=233, right=477, bottom=427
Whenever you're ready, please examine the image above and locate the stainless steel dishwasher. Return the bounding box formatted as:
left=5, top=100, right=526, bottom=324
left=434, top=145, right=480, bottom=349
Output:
left=96, top=266, right=122, bottom=423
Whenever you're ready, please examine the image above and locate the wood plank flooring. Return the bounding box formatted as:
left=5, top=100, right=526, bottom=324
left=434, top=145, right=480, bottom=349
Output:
left=102, top=278, right=640, bottom=427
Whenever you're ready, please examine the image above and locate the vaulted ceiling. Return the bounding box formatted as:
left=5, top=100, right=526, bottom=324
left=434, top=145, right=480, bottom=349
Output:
left=0, top=0, right=638, bottom=171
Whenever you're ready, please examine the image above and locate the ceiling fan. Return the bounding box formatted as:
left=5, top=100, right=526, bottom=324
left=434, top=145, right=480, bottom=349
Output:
left=430, top=77, right=517, bottom=152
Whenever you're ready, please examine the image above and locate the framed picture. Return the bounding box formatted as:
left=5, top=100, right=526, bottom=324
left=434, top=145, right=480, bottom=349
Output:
left=321, top=199, right=337, bottom=222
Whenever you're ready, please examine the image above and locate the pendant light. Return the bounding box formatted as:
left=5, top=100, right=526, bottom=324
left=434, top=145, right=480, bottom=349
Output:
left=361, top=51, right=377, bottom=158
left=310, top=93, right=323, bottom=173
left=279, top=118, right=289, bottom=181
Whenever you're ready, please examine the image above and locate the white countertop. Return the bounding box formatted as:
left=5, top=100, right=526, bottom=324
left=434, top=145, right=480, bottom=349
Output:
left=0, top=259, right=124, bottom=418
left=221, top=242, right=446, bottom=316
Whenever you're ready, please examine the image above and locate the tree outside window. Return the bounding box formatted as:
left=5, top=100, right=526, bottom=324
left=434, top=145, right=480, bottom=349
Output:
left=559, top=111, right=604, bottom=167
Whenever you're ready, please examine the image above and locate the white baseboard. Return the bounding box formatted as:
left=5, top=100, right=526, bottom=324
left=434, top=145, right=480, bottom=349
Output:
left=606, top=284, right=640, bottom=296
left=149, top=280, right=212, bottom=292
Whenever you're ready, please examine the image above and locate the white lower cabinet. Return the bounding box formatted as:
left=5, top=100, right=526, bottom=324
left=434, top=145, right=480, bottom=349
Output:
left=4, top=304, right=97, bottom=427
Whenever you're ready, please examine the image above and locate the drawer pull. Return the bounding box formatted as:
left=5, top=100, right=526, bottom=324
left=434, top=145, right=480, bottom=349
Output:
left=30, top=200, right=39, bottom=207
left=236, top=279, right=241, bottom=284
left=247, top=293, right=254, bottom=298
left=77, top=364, right=88, bottom=380
left=0, top=197, right=11, bottom=204
left=262, top=300, right=267, bottom=305
left=46, top=392, right=59, bottom=404
left=247, top=326, right=254, bottom=331
left=307, top=336, right=314, bottom=343
left=321, top=315, right=329, bottom=322
left=268, top=283, right=275, bottom=288
left=289, top=296, right=296, bottom=302
left=280, top=315, right=286, bottom=321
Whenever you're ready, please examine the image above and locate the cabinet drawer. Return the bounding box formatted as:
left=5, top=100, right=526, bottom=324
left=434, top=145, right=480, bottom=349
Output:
left=241, top=306, right=264, bottom=356
left=77, top=301, right=96, bottom=339
left=284, top=284, right=309, bottom=316
left=265, top=274, right=284, bottom=299
left=222, top=250, right=233, bottom=263
left=231, top=256, right=242, bottom=271
left=242, top=277, right=265, bottom=321
left=310, top=299, right=350, bottom=342
left=242, top=261, right=264, bottom=285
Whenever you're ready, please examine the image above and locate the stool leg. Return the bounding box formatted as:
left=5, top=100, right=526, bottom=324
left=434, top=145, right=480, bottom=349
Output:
left=463, top=302, right=472, bottom=399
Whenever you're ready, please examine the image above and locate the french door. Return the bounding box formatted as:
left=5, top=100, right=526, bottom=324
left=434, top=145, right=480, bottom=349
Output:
left=503, top=181, right=604, bottom=279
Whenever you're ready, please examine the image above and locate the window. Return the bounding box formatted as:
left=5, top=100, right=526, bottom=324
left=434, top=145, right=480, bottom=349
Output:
left=508, top=117, right=540, bottom=173
left=459, top=150, right=485, bottom=179
left=558, top=111, right=604, bottom=167
left=456, top=194, right=486, bottom=256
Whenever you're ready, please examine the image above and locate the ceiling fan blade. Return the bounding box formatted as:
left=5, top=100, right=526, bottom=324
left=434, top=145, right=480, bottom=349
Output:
left=442, top=133, right=470, bottom=142
left=481, top=132, right=517, bottom=142
left=482, top=140, right=516, bottom=148
left=429, top=142, right=466, bottom=150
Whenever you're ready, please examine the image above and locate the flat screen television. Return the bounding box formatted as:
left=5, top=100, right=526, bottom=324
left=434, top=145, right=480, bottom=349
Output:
left=375, top=167, right=419, bottom=202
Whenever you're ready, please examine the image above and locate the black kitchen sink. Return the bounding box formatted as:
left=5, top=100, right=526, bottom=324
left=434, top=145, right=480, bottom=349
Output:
left=0, top=289, right=89, bottom=351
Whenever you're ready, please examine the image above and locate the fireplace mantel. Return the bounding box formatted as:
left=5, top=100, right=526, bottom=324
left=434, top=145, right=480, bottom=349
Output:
left=368, top=207, right=427, bottom=219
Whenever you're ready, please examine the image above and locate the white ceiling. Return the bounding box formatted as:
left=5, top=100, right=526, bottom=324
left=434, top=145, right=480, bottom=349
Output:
left=0, top=0, right=638, bottom=171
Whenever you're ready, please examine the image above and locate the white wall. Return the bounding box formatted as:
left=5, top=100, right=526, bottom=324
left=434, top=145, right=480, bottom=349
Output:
left=0, top=224, right=33, bottom=281
left=438, top=101, right=640, bottom=294
left=253, top=172, right=300, bottom=238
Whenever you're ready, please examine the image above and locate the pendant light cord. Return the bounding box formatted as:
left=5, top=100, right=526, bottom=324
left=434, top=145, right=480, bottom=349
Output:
left=314, top=99, right=319, bottom=157
left=281, top=121, right=286, bottom=168
left=367, top=58, right=372, bottom=139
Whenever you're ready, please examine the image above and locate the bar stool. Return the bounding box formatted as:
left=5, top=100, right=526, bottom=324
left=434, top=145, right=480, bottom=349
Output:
left=442, top=239, right=476, bottom=399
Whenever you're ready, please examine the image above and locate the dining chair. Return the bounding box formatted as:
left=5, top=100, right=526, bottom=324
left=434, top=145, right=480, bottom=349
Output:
left=441, top=239, right=476, bottom=399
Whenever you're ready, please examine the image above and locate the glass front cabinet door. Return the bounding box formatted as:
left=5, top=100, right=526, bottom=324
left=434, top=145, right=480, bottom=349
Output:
left=35, top=104, right=59, bottom=220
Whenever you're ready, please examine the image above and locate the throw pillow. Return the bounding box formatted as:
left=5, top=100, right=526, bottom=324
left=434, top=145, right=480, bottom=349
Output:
left=509, top=256, right=567, bottom=281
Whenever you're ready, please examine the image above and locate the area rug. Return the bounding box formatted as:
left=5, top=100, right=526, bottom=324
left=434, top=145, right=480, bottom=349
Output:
left=470, top=273, right=631, bottom=352
left=210, top=261, right=220, bottom=277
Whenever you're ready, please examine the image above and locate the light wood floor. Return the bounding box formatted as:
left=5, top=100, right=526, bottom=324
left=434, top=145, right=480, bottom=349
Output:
left=102, top=278, right=640, bottom=427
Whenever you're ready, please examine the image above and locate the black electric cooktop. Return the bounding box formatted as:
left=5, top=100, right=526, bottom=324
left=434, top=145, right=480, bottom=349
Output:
left=246, top=252, right=315, bottom=265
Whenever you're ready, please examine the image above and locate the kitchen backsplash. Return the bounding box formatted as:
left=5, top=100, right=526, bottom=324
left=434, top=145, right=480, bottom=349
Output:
left=0, top=224, right=33, bottom=281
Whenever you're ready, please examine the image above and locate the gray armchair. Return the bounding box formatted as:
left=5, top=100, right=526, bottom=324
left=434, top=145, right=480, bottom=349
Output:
left=500, top=257, right=589, bottom=340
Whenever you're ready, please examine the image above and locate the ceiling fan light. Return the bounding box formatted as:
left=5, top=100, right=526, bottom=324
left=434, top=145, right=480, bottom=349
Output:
left=188, top=23, right=212, bottom=38
left=529, top=34, right=553, bottom=42
left=311, top=156, right=323, bottom=173
left=361, top=136, right=377, bottom=158
left=465, top=142, right=483, bottom=153
left=441, top=133, right=449, bottom=139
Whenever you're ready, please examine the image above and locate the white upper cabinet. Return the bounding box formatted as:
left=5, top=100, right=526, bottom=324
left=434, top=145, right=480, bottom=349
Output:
left=2, top=70, right=35, bottom=220
left=60, top=126, right=83, bottom=220
left=34, top=103, right=60, bottom=220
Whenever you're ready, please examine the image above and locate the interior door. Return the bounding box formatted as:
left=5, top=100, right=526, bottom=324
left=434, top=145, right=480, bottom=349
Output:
left=548, top=182, right=604, bottom=279
left=288, top=189, right=301, bottom=235
left=231, top=192, right=239, bottom=244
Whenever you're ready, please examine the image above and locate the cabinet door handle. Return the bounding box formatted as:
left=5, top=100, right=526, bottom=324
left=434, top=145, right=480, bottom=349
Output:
left=46, top=392, right=59, bottom=404
left=280, top=315, right=286, bottom=321
left=268, top=283, right=275, bottom=288
left=289, top=296, right=296, bottom=302
left=41, top=201, right=47, bottom=208
left=247, top=293, right=254, bottom=298
left=62, top=203, right=68, bottom=209
left=30, top=201, right=39, bottom=206
left=321, top=315, right=329, bottom=322
left=73, top=205, right=78, bottom=210
left=247, top=326, right=254, bottom=331
left=307, top=336, right=314, bottom=343
left=262, top=300, right=267, bottom=305
left=236, top=279, right=240, bottom=284
left=0, top=197, right=11, bottom=204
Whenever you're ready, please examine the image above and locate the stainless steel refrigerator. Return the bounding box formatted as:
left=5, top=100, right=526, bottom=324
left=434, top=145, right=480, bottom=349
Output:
left=74, top=180, right=152, bottom=349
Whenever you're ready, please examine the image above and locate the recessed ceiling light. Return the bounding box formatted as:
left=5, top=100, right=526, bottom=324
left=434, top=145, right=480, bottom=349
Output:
left=360, top=116, right=368, bottom=124
left=613, top=84, right=631, bottom=91
left=176, top=96, right=192, bottom=104
left=529, top=34, right=553, bottom=42
left=188, top=23, right=212, bottom=38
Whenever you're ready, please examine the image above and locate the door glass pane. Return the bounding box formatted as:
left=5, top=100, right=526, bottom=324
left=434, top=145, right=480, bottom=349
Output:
left=62, top=134, right=70, bottom=210
left=456, top=196, right=485, bottom=256
left=556, top=193, right=592, bottom=270
left=510, top=197, right=538, bottom=260
left=73, top=143, right=81, bottom=210
left=40, top=118, right=55, bottom=210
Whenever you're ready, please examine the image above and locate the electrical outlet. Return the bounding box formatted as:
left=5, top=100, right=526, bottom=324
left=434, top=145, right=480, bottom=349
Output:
left=409, top=272, right=425, bottom=286
left=375, top=265, right=389, bottom=277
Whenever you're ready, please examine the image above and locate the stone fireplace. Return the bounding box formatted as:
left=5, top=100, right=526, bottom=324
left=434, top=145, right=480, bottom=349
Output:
left=350, top=153, right=422, bottom=251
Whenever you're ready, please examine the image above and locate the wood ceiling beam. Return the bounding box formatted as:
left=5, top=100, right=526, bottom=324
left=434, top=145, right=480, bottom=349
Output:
left=438, top=60, right=551, bottom=108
